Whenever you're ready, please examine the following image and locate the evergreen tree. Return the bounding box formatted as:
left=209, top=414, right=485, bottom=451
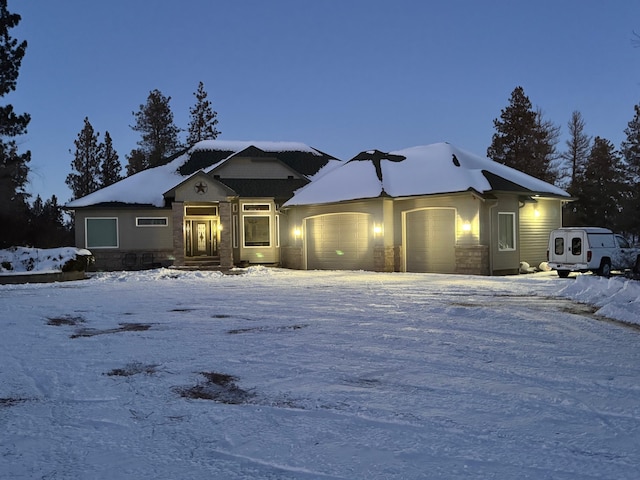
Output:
left=572, top=137, right=630, bottom=230
left=532, top=107, right=561, bottom=183
left=620, top=103, right=640, bottom=237
left=620, top=103, right=640, bottom=181
left=125, top=148, right=147, bottom=176
left=560, top=111, right=592, bottom=227
left=66, top=117, right=101, bottom=200
left=99, top=131, right=122, bottom=187
left=0, top=0, right=31, bottom=248
left=487, top=86, right=559, bottom=184
left=28, top=194, right=73, bottom=247
left=127, top=89, right=182, bottom=174
left=561, top=111, right=591, bottom=189
left=187, top=81, right=220, bottom=145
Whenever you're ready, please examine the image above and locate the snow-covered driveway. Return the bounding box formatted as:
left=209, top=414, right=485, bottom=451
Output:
left=1, top=268, right=639, bottom=479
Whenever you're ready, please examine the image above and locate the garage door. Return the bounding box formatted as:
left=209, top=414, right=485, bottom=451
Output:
left=405, top=208, right=456, bottom=273
left=306, top=213, right=374, bottom=270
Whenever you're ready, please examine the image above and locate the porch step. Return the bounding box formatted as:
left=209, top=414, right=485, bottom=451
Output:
left=174, top=257, right=225, bottom=271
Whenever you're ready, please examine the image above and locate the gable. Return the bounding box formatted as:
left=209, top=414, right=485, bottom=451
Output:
left=165, top=172, right=237, bottom=202
left=178, top=149, right=236, bottom=176
left=211, top=156, right=305, bottom=180
left=177, top=141, right=337, bottom=177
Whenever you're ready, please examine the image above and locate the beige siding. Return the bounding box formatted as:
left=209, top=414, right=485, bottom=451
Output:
left=75, top=208, right=173, bottom=251
left=174, top=178, right=234, bottom=202
left=213, top=157, right=303, bottom=179
left=519, top=199, right=563, bottom=268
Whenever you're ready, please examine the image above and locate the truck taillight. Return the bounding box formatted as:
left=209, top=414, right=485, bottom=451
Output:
left=587, top=250, right=592, bottom=262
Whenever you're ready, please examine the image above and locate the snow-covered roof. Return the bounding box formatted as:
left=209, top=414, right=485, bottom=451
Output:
left=66, top=140, right=336, bottom=208
left=283, top=142, right=570, bottom=207
left=192, top=139, right=322, bottom=155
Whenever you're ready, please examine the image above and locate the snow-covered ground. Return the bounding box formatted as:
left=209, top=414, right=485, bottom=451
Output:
left=2, top=268, right=640, bottom=479
left=0, top=247, right=92, bottom=275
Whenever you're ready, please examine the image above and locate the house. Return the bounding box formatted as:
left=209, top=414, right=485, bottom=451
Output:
left=65, top=140, right=340, bottom=271
left=279, top=143, right=571, bottom=275
left=67, top=140, right=570, bottom=275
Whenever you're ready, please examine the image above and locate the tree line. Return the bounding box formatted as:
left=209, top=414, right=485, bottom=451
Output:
left=66, top=82, right=221, bottom=200
left=487, top=86, right=640, bottom=239
left=2, top=1, right=640, bottom=249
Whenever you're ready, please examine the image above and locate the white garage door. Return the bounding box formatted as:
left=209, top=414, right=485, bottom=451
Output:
left=306, top=213, right=374, bottom=271
left=405, top=208, right=456, bottom=273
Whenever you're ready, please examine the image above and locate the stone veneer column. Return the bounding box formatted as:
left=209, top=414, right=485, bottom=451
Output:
left=373, top=245, right=395, bottom=272
left=171, top=202, right=185, bottom=266
left=218, top=201, right=233, bottom=269
left=455, top=245, right=490, bottom=275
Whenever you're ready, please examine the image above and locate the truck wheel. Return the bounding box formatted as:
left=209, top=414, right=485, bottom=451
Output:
left=557, top=270, right=570, bottom=278
left=597, top=260, right=612, bottom=278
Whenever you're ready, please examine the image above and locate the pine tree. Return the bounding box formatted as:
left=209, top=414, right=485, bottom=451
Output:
left=0, top=0, right=31, bottom=248
left=620, top=103, right=640, bottom=237
left=560, top=111, right=592, bottom=227
left=127, top=89, right=182, bottom=174
left=561, top=111, right=591, bottom=190
left=28, top=194, right=72, bottom=247
left=187, top=81, right=220, bottom=145
left=572, top=137, right=630, bottom=230
left=620, top=103, right=640, bottom=181
left=125, top=148, right=147, bottom=176
left=66, top=117, right=101, bottom=200
left=487, top=86, right=559, bottom=184
left=99, top=131, right=122, bottom=187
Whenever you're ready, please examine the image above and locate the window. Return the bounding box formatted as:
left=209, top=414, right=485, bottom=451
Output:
left=244, top=216, right=270, bottom=247
left=185, top=206, right=217, bottom=216
left=86, top=218, right=118, bottom=248
left=232, top=215, right=239, bottom=248
left=571, top=237, right=582, bottom=255
left=136, top=217, right=168, bottom=227
left=554, top=237, right=564, bottom=255
left=497, top=212, right=515, bottom=251
left=243, top=203, right=270, bottom=212
left=616, top=235, right=630, bottom=249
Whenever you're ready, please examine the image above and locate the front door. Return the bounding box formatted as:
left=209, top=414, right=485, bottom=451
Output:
left=186, top=219, right=218, bottom=257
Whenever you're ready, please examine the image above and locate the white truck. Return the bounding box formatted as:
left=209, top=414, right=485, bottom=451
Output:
left=547, top=227, right=640, bottom=278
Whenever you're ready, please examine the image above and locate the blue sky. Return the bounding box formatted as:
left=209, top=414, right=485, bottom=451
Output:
left=8, top=0, right=640, bottom=203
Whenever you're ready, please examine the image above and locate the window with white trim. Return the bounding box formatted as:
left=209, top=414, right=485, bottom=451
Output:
left=243, top=216, right=270, bottom=247
left=86, top=217, right=118, bottom=248
left=498, top=212, right=516, bottom=251
left=243, top=203, right=270, bottom=212
left=136, top=217, right=168, bottom=227
left=232, top=215, right=239, bottom=248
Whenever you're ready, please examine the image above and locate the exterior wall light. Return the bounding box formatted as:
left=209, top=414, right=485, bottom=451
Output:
left=373, top=224, right=383, bottom=236
left=534, top=207, right=540, bottom=217
left=462, top=221, right=472, bottom=232
left=293, top=227, right=302, bottom=238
